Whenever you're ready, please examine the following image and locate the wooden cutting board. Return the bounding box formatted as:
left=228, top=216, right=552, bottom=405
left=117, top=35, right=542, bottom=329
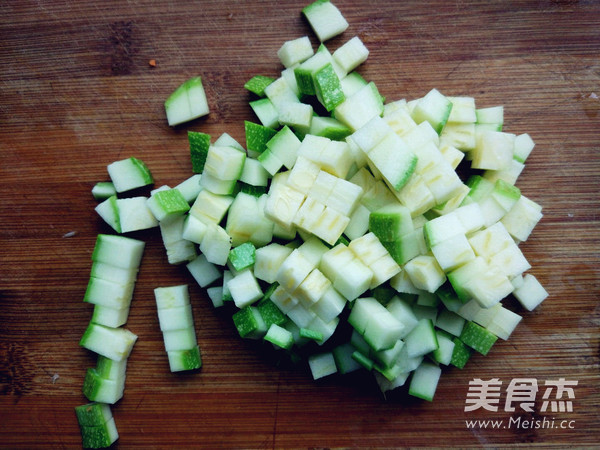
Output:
left=1, top=0, right=599, bottom=447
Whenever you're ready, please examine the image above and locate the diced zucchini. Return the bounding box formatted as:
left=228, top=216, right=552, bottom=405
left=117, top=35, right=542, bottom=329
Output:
left=485, top=306, right=522, bottom=340
left=366, top=132, right=417, bottom=191
left=95, top=195, right=121, bottom=233
left=369, top=203, right=413, bottom=242
left=501, top=195, right=543, bottom=242
left=352, top=350, right=374, bottom=370
left=203, top=145, right=246, bottom=182
left=147, top=188, right=190, bottom=223
left=294, top=268, right=332, bottom=308
left=332, top=342, right=362, bottom=374
left=82, top=368, right=125, bottom=404
left=228, top=242, right=257, bottom=272
left=334, top=82, right=384, bottom=132
left=79, top=323, right=138, bottom=362
left=512, top=273, right=548, bottom=311
left=404, top=318, right=438, bottom=358
left=167, top=346, right=202, bottom=372
left=476, top=105, right=504, bottom=125
left=165, top=76, right=209, bottom=126
left=266, top=125, right=302, bottom=170
left=309, top=116, right=351, bottom=140
left=333, top=36, right=369, bottom=75
left=278, top=101, right=314, bottom=129
left=162, top=327, right=197, bottom=352
left=75, top=402, right=119, bottom=449
left=408, top=361, right=442, bottom=401
left=264, top=76, right=300, bottom=109
left=244, top=75, right=276, bottom=97
left=411, top=89, right=453, bottom=135
left=83, top=277, right=134, bottom=310
left=404, top=255, right=446, bottom=294
left=245, top=121, right=278, bottom=156
left=308, top=352, right=338, bottom=379
left=228, top=268, right=263, bottom=308
left=75, top=402, right=113, bottom=428
left=199, top=224, right=232, bottom=266
left=107, top=157, right=154, bottom=193
left=435, top=309, right=466, bottom=337
left=186, top=253, right=222, bottom=288
left=314, top=63, right=345, bottom=112
left=430, top=330, right=455, bottom=365
left=188, top=131, right=211, bottom=173
left=277, top=36, right=314, bottom=68
left=302, top=0, right=349, bottom=42
left=116, top=196, right=159, bottom=233
left=264, top=323, right=294, bottom=349
left=459, top=321, right=498, bottom=355
left=257, top=298, right=287, bottom=328
left=232, top=306, right=267, bottom=339
left=450, top=337, right=471, bottom=369
left=92, top=182, right=117, bottom=201
left=156, top=304, right=194, bottom=332
left=91, top=235, right=145, bottom=270
left=250, top=97, right=279, bottom=129
left=90, top=304, right=130, bottom=328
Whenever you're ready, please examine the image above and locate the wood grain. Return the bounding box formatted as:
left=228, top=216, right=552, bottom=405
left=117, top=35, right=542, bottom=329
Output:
left=1, top=0, right=599, bottom=448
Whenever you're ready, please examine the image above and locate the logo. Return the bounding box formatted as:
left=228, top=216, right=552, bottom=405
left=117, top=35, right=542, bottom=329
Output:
left=464, top=377, right=578, bottom=430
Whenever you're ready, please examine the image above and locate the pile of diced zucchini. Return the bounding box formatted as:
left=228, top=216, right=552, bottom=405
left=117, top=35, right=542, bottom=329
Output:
left=77, top=0, right=550, bottom=447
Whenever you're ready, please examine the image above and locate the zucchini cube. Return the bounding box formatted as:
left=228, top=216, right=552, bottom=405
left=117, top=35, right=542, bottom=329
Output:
left=332, top=36, right=369, bottom=75
left=75, top=402, right=113, bottom=428
left=244, top=75, right=275, bottom=97
left=404, top=318, right=439, bottom=358
left=367, top=132, right=417, bottom=191
left=107, top=156, right=153, bottom=193
left=459, top=321, right=498, bottom=355
left=302, top=0, right=349, bottom=42
left=199, top=224, right=232, bottom=266
left=232, top=306, right=267, bottom=339
left=404, top=255, right=446, bottom=294
left=164, top=76, right=209, bottom=127
left=450, top=337, right=472, bottom=369
left=203, top=145, right=246, bottom=181
left=308, top=352, right=337, bottom=380
left=311, top=286, right=346, bottom=323
left=334, top=82, right=384, bottom=132
left=186, top=254, right=221, bottom=288
left=512, top=273, right=548, bottom=311
left=162, top=327, right=197, bottom=352
left=294, top=268, right=332, bottom=308
left=257, top=299, right=287, bottom=329
left=245, top=121, right=278, bottom=156
left=79, top=323, right=138, bottom=362
left=228, top=268, right=263, bottom=308
left=91, top=234, right=145, bottom=270
left=277, top=36, right=314, bottom=68
left=147, top=188, right=190, bottom=223
left=314, top=63, right=345, bottom=112
left=167, top=346, right=202, bottom=372
left=84, top=277, right=134, bottom=310
left=188, top=131, right=211, bottom=173
left=82, top=368, right=125, bottom=404
left=410, top=88, right=453, bottom=135
left=264, top=324, right=294, bottom=350
left=117, top=196, right=159, bottom=233
left=77, top=416, right=119, bottom=449
left=228, top=242, right=256, bottom=272
left=408, top=361, right=442, bottom=401
left=369, top=203, right=413, bottom=242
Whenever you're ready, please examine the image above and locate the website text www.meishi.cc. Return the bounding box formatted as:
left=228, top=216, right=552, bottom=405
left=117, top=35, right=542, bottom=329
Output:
left=465, top=415, right=576, bottom=430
